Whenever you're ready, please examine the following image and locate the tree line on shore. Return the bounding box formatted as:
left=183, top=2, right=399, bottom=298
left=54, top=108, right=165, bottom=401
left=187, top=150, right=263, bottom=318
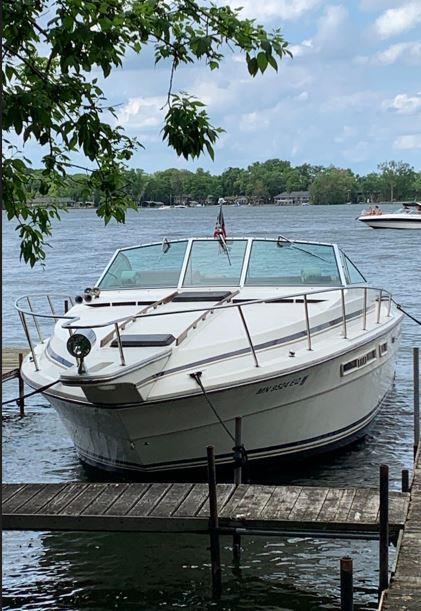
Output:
left=31, top=159, right=421, bottom=206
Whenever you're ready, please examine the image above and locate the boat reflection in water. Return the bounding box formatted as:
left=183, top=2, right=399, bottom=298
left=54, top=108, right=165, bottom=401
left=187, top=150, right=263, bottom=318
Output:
left=19, top=235, right=402, bottom=475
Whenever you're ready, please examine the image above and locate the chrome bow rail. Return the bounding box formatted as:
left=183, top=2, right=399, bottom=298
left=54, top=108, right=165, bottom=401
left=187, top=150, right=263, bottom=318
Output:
left=16, top=286, right=393, bottom=372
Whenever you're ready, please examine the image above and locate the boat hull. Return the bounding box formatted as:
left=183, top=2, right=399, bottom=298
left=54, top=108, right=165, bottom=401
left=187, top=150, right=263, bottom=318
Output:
left=43, top=323, right=401, bottom=475
left=359, top=216, right=421, bottom=229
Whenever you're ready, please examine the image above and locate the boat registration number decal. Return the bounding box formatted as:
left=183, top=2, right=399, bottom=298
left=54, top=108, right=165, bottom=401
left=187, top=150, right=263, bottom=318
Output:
left=256, top=375, right=308, bottom=394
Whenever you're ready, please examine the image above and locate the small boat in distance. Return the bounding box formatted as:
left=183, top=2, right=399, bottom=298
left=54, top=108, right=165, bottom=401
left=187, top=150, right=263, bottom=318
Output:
left=358, top=202, right=421, bottom=229
left=18, top=235, right=403, bottom=475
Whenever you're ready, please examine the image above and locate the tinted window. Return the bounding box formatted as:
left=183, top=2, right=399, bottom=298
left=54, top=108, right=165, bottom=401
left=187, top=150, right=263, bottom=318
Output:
left=99, top=241, right=187, bottom=289
left=183, top=240, right=247, bottom=287
left=245, top=241, right=341, bottom=286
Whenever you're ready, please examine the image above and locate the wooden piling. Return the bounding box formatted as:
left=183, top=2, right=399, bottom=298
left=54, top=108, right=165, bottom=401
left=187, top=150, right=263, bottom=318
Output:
left=401, top=469, right=409, bottom=493
left=340, top=556, right=353, bottom=611
left=233, top=417, right=242, bottom=565
left=379, top=464, right=389, bottom=597
left=18, top=352, right=25, bottom=417
left=414, top=347, right=420, bottom=459
left=207, top=445, right=222, bottom=598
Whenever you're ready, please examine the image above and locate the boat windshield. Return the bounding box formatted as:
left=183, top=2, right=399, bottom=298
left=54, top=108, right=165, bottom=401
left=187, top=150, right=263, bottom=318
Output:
left=245, top=240, right=341, bottom=286
left=98, top=240, right=188, bottom=289
left=183, top=239, right=247, bottom=287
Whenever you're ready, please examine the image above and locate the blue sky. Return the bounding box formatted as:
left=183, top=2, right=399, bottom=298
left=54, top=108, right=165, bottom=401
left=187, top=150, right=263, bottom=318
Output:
left=24, top=1, right=421, bottom=174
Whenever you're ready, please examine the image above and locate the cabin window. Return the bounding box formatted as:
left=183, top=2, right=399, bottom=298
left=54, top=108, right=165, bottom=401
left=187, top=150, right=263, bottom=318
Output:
left=183, top=240, right=247, bottom=287
left=341, top=349, right=377, bottom=376
left=98, top=240, right=188, bottom=289
left=379, top=342, right=388, bottom=356
left=245, top=241, right=341, bottom=286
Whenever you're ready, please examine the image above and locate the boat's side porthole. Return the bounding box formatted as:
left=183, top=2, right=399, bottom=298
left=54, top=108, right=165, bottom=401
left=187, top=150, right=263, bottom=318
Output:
left=340, top=349, right=377, bottom=376
left=379, top=342, right=388, bottom=357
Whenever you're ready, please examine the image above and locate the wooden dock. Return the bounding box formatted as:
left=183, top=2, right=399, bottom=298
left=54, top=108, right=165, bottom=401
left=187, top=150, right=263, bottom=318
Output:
left=380, top=448, right=421, bottom=610
left=2, top=481, right=409, bottom=540
left=2, top=346, right=27, bottom=382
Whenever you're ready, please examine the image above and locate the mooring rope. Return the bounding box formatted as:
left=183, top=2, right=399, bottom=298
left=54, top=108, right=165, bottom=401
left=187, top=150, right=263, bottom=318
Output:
left=2, top=379, right=60, bottom=406
left=190, top=371, right=248, bottom=470
left=394, top=302, right=421, bottom=326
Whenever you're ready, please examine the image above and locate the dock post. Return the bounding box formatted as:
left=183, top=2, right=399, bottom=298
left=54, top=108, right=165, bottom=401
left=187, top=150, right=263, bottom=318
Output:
left=414, top=347, right=420, bottom=459
left=340, top=556, right=353, bottom=611
left=18, top=352, right=25, bottom=417
left=401, top=469, right=409, bottom=493
left=379, top=464, right=389, bottom=597
left=207, top=445, right=222, bottom=598
left=233, top=417, right=242, bottom=564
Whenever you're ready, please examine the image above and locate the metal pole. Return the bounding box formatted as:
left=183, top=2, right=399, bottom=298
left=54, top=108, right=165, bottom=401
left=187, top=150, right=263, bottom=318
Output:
left=414, top=347, right=420, bottom=459
left=64, top=299, right=69, bottom=314
left=379, top=464, right=389, bottom=597
left=376, top=289, right=383, bottom=324
left=18, top=352, right=25, bottom=417
left=47, top=295, right=56, bottom=316
left=27, top=297, right=44, bottom=343
left=341, top=289, right=347, bottom=339
left=233, top=417, right=242, bottom=565
left=387, top=293, right=392, bottom=318
left=363, top=287, right=367, bottom=331
left=19, top=312, right=39, bottom=371
left=237, top=306, right=259, bottom=367
left=207, top=445, right=222, bottom=598
left=114, top=323, right=126, bottom=366
left=401, top=469, right=409, bottom=493
left=340, top=556, right=353, bottom=611
left=303, top=294, right=312, bottom=351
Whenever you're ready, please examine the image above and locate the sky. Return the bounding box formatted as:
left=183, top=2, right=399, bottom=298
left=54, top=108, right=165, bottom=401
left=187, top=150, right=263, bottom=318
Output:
left=21, top=0, right=421, bottom=174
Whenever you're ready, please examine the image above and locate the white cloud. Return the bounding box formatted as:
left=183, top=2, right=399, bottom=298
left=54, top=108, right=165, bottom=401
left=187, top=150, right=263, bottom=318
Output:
left=289, top=39, right=314, bottom=57
left=384, top=93, right=421, bottom=114
left=325, top=90, right=380, bottom=111
left=374, top=2, right=421, bottom=38
left=374, top=41, right=421, bottom=64
left=223, top=0, right=321, bottom=21
left=315, top=4, right=349, bottom=46
left=117, top=96, right=164, bottom=129
left=394, top=134, right=421, bottom=149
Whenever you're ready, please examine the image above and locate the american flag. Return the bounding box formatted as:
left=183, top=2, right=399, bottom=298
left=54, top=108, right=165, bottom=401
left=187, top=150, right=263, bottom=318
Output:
left=214, top=202, right=227, bottom=239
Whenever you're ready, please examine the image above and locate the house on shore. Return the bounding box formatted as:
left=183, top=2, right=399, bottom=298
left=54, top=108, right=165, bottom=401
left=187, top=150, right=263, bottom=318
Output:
left=274, top=191, right=310, bottom=206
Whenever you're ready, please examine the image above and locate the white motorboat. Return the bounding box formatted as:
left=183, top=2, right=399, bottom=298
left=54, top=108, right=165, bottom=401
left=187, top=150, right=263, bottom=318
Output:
left=358, top=202, right=421, bottom=229
left=19, top=236, right=403, bottom=474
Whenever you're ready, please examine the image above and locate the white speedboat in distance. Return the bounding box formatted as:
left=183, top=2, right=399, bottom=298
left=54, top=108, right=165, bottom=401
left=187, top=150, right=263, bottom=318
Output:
left=358, top=202, right=421, bottom=229
left=19, top=236, right=403, bottom=475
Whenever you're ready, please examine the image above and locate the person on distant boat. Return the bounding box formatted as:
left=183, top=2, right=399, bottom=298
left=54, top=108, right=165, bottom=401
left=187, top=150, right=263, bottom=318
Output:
left=374, top=205, right=382, bottom=215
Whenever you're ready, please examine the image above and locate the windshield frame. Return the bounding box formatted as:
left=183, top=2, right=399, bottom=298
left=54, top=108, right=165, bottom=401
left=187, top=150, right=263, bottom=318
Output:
left=95, top=237, right=355, bottom=290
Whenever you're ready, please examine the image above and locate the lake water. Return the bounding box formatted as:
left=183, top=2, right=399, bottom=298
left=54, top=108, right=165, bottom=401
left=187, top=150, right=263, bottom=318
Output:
left=2, top=205, right=421, bottom=610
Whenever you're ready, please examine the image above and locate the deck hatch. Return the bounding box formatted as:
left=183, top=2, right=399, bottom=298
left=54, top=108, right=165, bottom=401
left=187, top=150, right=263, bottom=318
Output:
left=110, top=334, right=175, bottom=347
left=173, top=291, right=232, bottom=302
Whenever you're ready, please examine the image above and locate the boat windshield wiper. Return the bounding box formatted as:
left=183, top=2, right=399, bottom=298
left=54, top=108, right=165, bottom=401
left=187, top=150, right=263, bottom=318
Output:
left=277, top=235, right=331, bottom=264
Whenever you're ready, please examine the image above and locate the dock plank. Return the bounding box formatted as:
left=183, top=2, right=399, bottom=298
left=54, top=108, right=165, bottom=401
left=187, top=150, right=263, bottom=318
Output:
left=198, top=484, right=235, bottom=517
left=128, top=483, right=172, bottom=517
left=82, top=483, right=129, bottom=515
left=229, top=485, right=276, bottom=520
left=151, top=483, right=194, bottom=517
left=260, top=486, right=302, bottom=520
left=2, top=347, right=28, bottom=381
left=288, top=487, right=329, bottom=522
left=16, top=484, right=66, bottom=515
left=104, top=483, right=151, bottom=516
left=173, top=483, right=208, bottom=517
